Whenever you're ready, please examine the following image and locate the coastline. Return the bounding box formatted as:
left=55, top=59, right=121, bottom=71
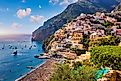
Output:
left=15, top=60, right=47, bottom=81
left=15, top=59, right=56, bottom=81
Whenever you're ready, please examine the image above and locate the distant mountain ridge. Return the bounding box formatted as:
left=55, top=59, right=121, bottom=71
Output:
left=32, top=0, right=121, bottom=41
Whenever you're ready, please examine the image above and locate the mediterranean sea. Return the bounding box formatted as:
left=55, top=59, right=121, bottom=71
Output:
left=0, top=35, right=46, bottom=81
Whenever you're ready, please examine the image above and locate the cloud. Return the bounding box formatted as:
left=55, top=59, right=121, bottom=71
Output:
left=49, top=0, right=59, bottom=4
left=17, top=8, right=31, bottom=19
left=22, top=0, right=26, bottom=3
left=39, top=5, right=42, bottom=9
left=60, top=0, right=78, bottom=5
left=0, top=22, right=22, bottom=35
left=0, top=8, right=9, bottom=12
left=11, top=22, right=22, bottom=29
left=6, top=8, right=9, bottom=11
left=60, top=0, right=69, bottom=5
left=30, top=15, right=44, bottom=23
left=49, top=0, right=78, bottom=5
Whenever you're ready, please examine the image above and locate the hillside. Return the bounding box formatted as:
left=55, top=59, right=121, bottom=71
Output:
left=113, top=2, right=121, bottom=11
left=32, top=0, right=120, bottom=41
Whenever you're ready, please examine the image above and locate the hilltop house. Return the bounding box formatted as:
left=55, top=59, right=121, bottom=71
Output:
left=70, top=30, right=84, bottom=49
left=54, top=29, right=65, bottom=40
left=106, top=16, right=117, bottom=23
left=71, top=31, right=83, bottom=43
left=116, top=29, right=121, bottom=36
left=90, top=30, right=105, bottom=41
left=115, top=22, right=121, bottom=27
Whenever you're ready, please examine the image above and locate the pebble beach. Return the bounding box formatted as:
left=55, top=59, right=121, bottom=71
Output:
left=16, top=59, right=57, bottom=81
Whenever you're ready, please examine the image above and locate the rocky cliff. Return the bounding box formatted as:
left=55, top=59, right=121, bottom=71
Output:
left=32, top=0, right=120, bottom=41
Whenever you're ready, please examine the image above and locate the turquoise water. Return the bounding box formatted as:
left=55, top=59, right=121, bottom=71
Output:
left=96, top=68, right=109, bottom=80
left=0, top=35, right=46, bottom=81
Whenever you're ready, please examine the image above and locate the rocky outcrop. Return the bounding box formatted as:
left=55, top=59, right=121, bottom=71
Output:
left=32, top=0, right=120, bottom=41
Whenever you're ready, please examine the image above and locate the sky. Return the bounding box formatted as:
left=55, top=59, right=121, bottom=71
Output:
left=0, top=0, right=78, bottom=35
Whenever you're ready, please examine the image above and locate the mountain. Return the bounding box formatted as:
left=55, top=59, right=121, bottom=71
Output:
left=32, top=0, right=120, bottom=41
left=106, top=2, right=121, bottom=22
left=113, top=2, right=121, bottom=11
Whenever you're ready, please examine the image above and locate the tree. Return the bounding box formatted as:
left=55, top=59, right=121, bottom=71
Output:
left=64, top=43, right=72, bottom=48
left=102, top=21, right=114, bottom=28
left=89, top=36, right=120, bottom=47
left=82, top=34, right=90, bottom=50
left=90, top=46, right=121, bottom=70
left=70, top=48, right=86, bottom=56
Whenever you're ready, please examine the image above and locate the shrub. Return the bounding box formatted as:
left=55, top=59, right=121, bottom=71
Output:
left=50, top=64, right=74, bottom=81
left=70, top=48, right=86, bottom=56
left=89, top=36, right=120, bottom=47
left=102, top=21, right=114, bottom=28
left=72, top=61, right=82, bottom=70
left=82, top=34, right=90, bottom=50
left=64, top=43, right=72, bottom=48
left=90, top=46, right=121, bottom=70
left=50, top=63, right=98, bottom=81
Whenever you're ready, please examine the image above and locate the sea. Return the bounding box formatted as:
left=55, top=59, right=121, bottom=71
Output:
left=0, top=34, right=46, bottom=81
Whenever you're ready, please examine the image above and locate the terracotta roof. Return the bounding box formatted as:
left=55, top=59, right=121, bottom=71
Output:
left=116, top=29, right=121, bottom=35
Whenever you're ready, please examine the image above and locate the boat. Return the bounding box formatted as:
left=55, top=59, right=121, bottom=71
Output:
left=34, top=55, right=39, bottom=58
left=38, top=56, right=50, bottom=59
left=13, top=51, right=17, bottom=56
left=26, top=66, right=34, bottom=69
left=34, top=55, right=50, bottom=59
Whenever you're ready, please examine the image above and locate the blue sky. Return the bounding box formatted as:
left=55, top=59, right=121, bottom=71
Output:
left=0, top=0, right=78, bottom=35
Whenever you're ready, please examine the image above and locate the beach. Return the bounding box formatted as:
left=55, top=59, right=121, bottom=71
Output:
left=16, top=59, right=56, bottom=81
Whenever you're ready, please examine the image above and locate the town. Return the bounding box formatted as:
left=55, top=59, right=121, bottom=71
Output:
left=46, top=12, right=121, bottom=59
left=43, top=11, right=121, bottom=81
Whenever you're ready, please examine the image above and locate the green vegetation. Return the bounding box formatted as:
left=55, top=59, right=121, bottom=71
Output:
left=82, top=34, right=90, bottom=50
left=90, top=46, right=121, bottom=70
left=89, top=36, right=120, bottom=47
left=102, top=21, right=114, bottom=28
left=43, top=35, right=54, bottom=52
left=70, top=48, right=86, bottom=56
left=64, top=43, right=72, bottom=48
left=33, top=0, right=117, bottom=41
left=50, top=62, right=98, bottom=81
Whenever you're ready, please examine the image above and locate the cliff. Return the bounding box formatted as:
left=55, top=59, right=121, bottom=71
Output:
left=32, top=0, right=120, bottom=41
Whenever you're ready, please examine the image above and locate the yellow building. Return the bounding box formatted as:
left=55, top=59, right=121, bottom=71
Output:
left=90, top=32, right=106, bottom=42
left=119, top=42, right=121, bottom=46
left=54, top=29, right=65, bottom=39
left=70, top=31, right=83, bottom=49
left=71, top=31, right=83, bottom=44
left=71, top=43, right=83, bottom=49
